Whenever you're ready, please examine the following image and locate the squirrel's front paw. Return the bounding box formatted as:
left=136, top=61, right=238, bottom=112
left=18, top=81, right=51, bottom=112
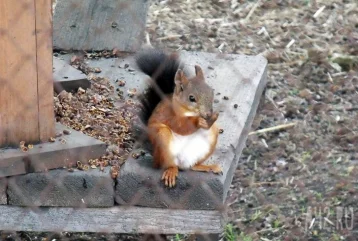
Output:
left=198, top=117, right=210, bottom=129
left=161, top=167, right=179, bottom=188
left=207, top=112, right=219, bottom=128
left=198, top=112, right=219, bottom=129
left=211, top=112, right=219, bottom=123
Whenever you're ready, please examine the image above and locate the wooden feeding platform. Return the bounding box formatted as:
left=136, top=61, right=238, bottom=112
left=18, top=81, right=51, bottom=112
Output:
left=0, top=0, right=267, bottom=239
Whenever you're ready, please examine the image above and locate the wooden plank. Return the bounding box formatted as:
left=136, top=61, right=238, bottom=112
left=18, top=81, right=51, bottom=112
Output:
left=0, top=0, right=39, bottom=147
left=53, top=0, right=149, bottom=52
left=53, top=57, right=90, bottom=93
left=113, top=52, right=268, bottom=210
left=0, top=1, right=8, bottom=146
left=0, top=206, right=224, bottom=234
left=0, top=123, right=106, bottom=178
left=35, top=0, right=56, bottom=142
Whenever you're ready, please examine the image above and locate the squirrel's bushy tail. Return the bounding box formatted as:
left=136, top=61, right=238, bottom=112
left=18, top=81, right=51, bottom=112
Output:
left=135, top=48, right=181, bottom=123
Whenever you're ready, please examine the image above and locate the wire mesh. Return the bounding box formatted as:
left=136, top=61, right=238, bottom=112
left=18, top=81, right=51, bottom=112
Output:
left=0, top=0, right=358, bottom=241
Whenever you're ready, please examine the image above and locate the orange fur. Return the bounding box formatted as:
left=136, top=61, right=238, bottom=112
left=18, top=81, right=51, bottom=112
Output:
left=135, top=53, right=220, bottom=188
left=148, top=94, right=220, bottom=187
left=191, top=163, right=222, bottom=174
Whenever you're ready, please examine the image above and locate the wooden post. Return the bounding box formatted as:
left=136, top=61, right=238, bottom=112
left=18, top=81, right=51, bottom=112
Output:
left=0, top=0, right=55, bottom=147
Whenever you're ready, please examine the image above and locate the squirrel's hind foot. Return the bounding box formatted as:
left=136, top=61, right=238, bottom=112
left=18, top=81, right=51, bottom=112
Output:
left=191, top=164, right=223, bottom=175
left=161, top=166, right=179, bottom=188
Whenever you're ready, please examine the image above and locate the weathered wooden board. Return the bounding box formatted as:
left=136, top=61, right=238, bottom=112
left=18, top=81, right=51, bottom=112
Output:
left=112, top=52, right=268, bottom=210
left=53, top=0, right=149, bottom=52
left=0, top=123, right=106, bottom=178
left=53, top=57, right=90, bottom=93
left=0, top=206, right=224, bottom=234
left=36, top=0, right=56, bottom=142
left=0, top=0, right=55, bottom=147
left=0, top=0, right=39, bottom=146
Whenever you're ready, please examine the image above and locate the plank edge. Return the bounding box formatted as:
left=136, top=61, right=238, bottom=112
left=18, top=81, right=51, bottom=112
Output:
left=0, top=206, right=225, bottom=234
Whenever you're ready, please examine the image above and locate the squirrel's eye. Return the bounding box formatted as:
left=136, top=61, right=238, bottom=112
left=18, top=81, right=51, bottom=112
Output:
left=189, top=95, right=196, bottom=102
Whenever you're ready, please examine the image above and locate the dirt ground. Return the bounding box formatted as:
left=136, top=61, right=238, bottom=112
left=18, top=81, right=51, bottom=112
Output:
left=145, top=1, right=358, bottom=240
left=2, top=0, right=357, bottom=240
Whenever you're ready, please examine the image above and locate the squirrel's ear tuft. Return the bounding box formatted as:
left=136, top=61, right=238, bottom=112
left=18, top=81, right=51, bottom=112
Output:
left=174, top=69, right=189, bottom=85
left=194, top=65, right=204, bottom=80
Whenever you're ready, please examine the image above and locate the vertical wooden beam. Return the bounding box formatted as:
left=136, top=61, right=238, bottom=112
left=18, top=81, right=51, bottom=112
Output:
left=0, top=0, right=54, bottom=147
left=0, top=1, right=7, bottom=146
left=0, top=0, right=39, bottom=146
left=35, top=0, right=55, bottom=141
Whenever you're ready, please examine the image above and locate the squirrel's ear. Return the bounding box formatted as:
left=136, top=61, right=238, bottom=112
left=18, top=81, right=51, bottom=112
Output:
left=174, top=69, right=189, bottom=85
left=194, top=65, right=204, bottom=80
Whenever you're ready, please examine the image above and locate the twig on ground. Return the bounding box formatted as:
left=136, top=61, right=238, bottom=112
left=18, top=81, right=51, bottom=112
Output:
left=252, top=182, right=282, bottom=186
left=249, top=123, right=297, bottom=136
left=309, top=218, right=316, bottom=229
left=261, top=138, right=269, bottom=148
left=324, top=217, right=335, bottom=226
left=145, top=32, right=152, bottom=46
left=218, top=42, right=227, bottom=53
left=194, top=18, right=223, bottom=24
left=254, top=228, right=280, bottom=234
left=313, top=6, right=326, bottom=18
left=157, top=34, right=189, bottom=41
left=265, top=94, right=285, bottom=116
left=286, top=39, right=296, bottom=49
left=244, top=0, right=261, bottom=22
left=328, top=106, right=358, bottom=112
left=246, top=155, right=252, bottom=163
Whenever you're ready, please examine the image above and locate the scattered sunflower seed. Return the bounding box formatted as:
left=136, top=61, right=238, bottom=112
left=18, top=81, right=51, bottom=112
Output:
left=21, top=147, right=28, bottom=152
left=132, top=153, right=140, bottom=159
left=63, top=130, right=71, bottom=135
left=118, top=80, right=126, bottom=86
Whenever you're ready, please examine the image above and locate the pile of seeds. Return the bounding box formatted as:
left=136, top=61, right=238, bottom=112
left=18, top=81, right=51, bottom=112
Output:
left=54, top=62, right=138, bottom=178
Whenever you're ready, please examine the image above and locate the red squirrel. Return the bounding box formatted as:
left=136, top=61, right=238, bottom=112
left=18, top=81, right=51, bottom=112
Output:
left=135, top=48, right=222, bottom=188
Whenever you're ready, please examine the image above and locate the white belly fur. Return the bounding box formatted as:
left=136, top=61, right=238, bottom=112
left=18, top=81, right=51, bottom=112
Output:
left=170, top=128, right=214, bottom=169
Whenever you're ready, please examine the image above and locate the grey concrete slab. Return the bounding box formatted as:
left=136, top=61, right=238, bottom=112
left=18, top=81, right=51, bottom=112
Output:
left=0, top=206, right=223, bottom=234
left=0, top=178, right=6, bottom=204
left=53, top=0, right=149, bottom=52
left=56, top=51, right=267, bottom=210
left=0, top=123, right=106, bottom=178
left=115, top=155, right=224, bottom=210
left=53, top=57, right=90, bottom=93
left=65, top=55, right=149, bottom=99
left=7, top=167, right=114, bottom=207
left=114, top=51, right=267, bottom=210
